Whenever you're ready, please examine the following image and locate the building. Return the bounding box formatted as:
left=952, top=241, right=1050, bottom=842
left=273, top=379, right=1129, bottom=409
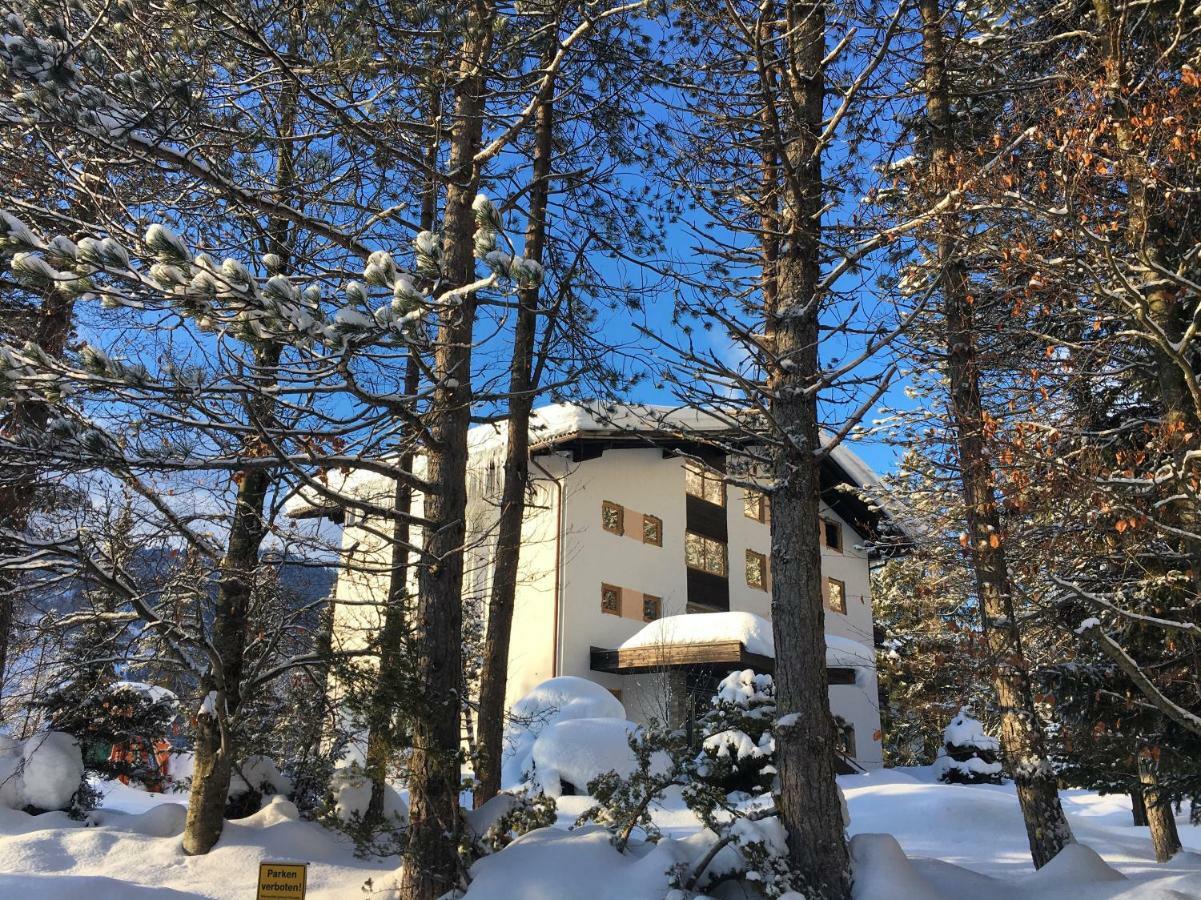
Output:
left=298, top=402, right=896, bottom=771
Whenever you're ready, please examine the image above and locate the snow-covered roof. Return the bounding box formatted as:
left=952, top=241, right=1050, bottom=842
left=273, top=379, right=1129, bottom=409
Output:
left=618, top=612, right=876, bottom=669
left=468, top=401, right=886, bottom=496
left=287, top=402, right=899, bottom=541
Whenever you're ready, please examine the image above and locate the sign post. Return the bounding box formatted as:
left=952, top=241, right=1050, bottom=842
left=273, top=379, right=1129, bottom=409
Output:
left=256, top=860, right=308, bottom=899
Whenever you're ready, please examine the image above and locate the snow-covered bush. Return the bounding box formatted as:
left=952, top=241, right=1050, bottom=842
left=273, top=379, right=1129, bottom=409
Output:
left=321, top=762, right=408, bottom=856
left=0, top=731, right=87, bottom=813
left=531, top=717, right=670, bottom=797
left=226, top=755, right=293, bottom=818
left=501, top=676, right=627, bottom=790
left=463, top=791, right=557, bottom=854
left=696, top=669, right=777, bottom=795
left=934, top=706, right=1003, bottom=784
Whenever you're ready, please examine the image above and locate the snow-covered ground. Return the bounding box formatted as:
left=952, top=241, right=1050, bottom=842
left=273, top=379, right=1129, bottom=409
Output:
left=0, top=770, right=1198, bottom=898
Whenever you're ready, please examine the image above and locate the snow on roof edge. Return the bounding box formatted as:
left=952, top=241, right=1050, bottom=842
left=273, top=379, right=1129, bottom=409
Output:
left=618, top=612, right=876, bottom=669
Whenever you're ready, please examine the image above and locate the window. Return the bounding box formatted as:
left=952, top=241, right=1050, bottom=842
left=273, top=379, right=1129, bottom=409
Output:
left=684, top=462, right=725, bottom=506
left=642, top=595, right=661, bottom=622
left=822, top=517, right=843, bottom=551
left=642, top=514, right=662, bottom=547
left=686, top=531, right=727, bottom=576
left=744, top=489, right=768, bottom=523
left=601, top=583, right=620, bottom=615
left=602, top=500, right=624, bottom=535
left=745, top=550, right=767, bottom=589
left=826, top=577, right=847, bottom=614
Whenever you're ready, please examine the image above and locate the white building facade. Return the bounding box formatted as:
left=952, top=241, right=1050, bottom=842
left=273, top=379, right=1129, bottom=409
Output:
left=310, top=403, right=892, bottom=771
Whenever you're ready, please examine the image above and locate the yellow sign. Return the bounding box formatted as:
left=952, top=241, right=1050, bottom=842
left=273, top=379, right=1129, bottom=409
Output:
left=257, top=860, right=308, bottom=899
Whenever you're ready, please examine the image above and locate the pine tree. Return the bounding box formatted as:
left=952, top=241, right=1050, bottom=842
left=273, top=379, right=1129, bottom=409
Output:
left=696, top=669, right=777, bottom=796
left=934, top=706, right=1002, bottom=785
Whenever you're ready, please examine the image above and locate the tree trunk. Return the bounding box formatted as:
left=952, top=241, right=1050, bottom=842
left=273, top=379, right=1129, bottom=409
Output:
left=398, top=4, right=493, bottom=894
left=364, top=89, right=442, bottom=826
left=182, top=387, right=279, bottom=854
left=919, top=0, right=1073, bottom=870
left=365, top=353, right=419, bottom=825
left=764, top=2, right=850, bottom=896
left=1138, top=751, right=1181, bottom=862
left=473, top=63, right=554, bottom=810
left=184, top=69, right=296, bottom=851
left=1130, top=788, right=1148, bottom=826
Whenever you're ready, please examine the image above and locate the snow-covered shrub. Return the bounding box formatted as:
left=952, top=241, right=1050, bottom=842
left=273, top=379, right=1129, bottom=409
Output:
left=463, top=791, right=557, bottom=854
left=531, top=717, right=670, bottom=797
left=934, top=706, right=1002, bottom=784
left=501, top=676, right=626, bottom=790
left=0, top=731, right=87, bottom=813
left=226, top=754, right=293, bottom=818
left=578, top=726, right=696, bottom=847
left=322, top=762, right=408, bottom=856
left=576, top=723, right=802, bottom=898
left=696, top=669, right=777, bottom=795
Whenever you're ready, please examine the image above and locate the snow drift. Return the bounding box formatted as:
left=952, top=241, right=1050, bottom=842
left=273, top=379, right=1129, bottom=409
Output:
left=501, top=676, right=627, bottom=789
left=0, top=732, right=84, bottom=812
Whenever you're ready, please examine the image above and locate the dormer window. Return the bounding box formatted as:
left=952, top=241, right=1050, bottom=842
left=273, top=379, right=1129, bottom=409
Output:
left=685, top=462, right=725, bottom=507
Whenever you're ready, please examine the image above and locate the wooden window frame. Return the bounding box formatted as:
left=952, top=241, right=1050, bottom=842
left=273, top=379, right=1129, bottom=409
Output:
left=744, top=489, right=768, bottom=524
left=642, top=594, right=661, bottom=622
left=684, top=461, right=725, bottom=507
left=745, top=549, right=767, bottom=590
left=601, top=583, right=621, bottom=615
left=822, top=517, right=843, bottom=552
left=686, top=531, right=728, bottom=577
left=826, top=576, right=847, bottom=614
left=602, top=500, right=624, bottom=535
left=642, top=513, right=663, bottom=547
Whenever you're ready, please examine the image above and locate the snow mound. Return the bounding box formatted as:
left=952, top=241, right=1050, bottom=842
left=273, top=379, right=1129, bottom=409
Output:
left=228, top=755, right=291, bottom=800
left=530, top=718, right=669, bottom=797
left=90, top=802, right=188, bottom=838
left=849, top=832, right=1195, bottom=900
left=502, top=676, right=626, bottom=789
left=328, top=764, right=408, bottom=825
left=0, top=732, right=84, bottom=811
left=463, top=825, right=696, bottom=900
left=463, top=793, right=522, bottom=843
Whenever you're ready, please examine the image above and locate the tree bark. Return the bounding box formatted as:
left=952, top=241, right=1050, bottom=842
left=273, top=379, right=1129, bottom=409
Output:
left=1130, top=788, right=1147, bottom=826
left=1138, top=750, right=1181, bottom=862
left=473, top=59, right=555, bottom=810
left=919, top=0, right=1073, bottom=870
left=364, top=109, right=441, bottom=824
left=183, top=68, right=296, bottom=853
left=182, top=343, right=282, bottom=856
left=764, top=2, right=851, bottom=896
left=398, top=3, right=494, bottom=894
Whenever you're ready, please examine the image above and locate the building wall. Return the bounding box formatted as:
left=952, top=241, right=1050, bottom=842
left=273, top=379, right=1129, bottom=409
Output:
left=325, top=440, right=885, bottom=770
left=537, top=446, right=883, bottom=768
